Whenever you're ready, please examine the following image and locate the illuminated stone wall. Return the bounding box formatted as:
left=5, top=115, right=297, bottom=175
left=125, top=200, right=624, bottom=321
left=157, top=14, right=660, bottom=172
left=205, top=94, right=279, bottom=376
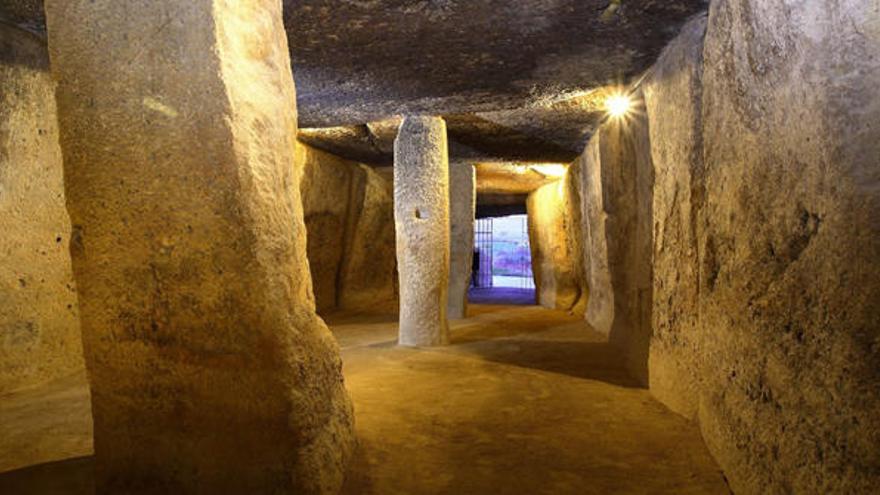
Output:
left=527, top=167, right=586, bottom=314
left=578, top=110, right=654, bottom=385
left=45, top=0, right=355, bottom=490
left=298, top=142, right=398, bottom=314
left=0, top=24, right=84, bottom=393
left=642, top=3, right=880, bottom=492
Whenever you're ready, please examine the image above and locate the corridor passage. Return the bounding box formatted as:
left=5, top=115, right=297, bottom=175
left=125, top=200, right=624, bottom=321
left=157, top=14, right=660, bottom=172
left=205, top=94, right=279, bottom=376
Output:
left=332, top=304, right=728, bottom=494
left=0, top=304, right=728, bottom=494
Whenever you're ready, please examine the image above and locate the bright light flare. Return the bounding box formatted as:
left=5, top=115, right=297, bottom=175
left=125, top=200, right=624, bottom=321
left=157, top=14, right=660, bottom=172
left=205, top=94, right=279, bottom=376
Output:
left=605, top=93, right=632, bottom=119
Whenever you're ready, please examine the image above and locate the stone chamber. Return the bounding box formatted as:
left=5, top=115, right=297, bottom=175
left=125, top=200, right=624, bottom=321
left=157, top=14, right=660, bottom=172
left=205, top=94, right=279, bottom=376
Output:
left=0, top=1, right=877, bottom=494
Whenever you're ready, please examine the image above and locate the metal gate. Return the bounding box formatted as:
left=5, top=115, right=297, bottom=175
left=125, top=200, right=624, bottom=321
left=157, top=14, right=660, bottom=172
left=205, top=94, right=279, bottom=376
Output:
left=472, top=215, right=535, bottom=289
left=474, top=217, right=493, bottom=288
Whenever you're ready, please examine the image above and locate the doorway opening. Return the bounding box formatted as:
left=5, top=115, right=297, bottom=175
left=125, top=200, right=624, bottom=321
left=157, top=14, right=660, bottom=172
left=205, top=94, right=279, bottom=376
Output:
left=469, top=214, right=535, bottom=305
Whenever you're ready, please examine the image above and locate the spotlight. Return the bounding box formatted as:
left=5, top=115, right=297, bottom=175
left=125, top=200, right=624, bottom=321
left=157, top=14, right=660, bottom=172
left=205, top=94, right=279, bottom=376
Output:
left=605, top=93, right=632, bottom=119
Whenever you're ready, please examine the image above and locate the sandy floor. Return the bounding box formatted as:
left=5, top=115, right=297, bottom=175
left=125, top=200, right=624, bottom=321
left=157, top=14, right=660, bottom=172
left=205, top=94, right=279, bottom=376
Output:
left=0, top=304, right=729, bottom=494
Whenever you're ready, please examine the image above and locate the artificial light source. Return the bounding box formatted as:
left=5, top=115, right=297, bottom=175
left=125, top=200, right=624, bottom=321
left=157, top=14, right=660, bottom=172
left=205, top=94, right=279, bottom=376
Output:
left=605, top=93, right=632, bottom=119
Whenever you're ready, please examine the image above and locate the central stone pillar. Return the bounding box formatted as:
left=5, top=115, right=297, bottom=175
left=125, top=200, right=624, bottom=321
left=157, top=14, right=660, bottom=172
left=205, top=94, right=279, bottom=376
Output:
left=394, top=116, right=451, bottom=346
left=44, top=1, right=354, bottom=493
left=447, top=161, right=476, bottom=319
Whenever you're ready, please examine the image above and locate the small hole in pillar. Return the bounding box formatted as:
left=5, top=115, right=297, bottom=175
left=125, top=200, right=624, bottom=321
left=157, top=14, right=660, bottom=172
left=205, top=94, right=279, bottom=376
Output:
left=414, top=208, right=423, bottom=219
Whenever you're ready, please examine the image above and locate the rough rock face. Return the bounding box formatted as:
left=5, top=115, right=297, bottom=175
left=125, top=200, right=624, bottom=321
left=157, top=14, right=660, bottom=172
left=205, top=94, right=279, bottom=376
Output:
left=394, top=116, right=450, bottom=346
left=447, top=161, right=475, bottom=319
left=578, top=113, right=654, bottom=384
left=527, top=167, right=586, bottom=314
left=298, top=142, right=398, bottom=314
left=642, top=14, right=707, bottom=419
left=0, top=24, right=83, bottom=393
left=696, top=1, right=880, bottom=492
left=44, top=1, right=354, bottom=492
left=336, top=161, right=399, bottom=313
left=642, top=3, right=880, bottom=492
left=284, top=0, right=707, bottom=127
left=0, top=1, right=44, bottom=32
left=299, top=143, right=353, bottom=312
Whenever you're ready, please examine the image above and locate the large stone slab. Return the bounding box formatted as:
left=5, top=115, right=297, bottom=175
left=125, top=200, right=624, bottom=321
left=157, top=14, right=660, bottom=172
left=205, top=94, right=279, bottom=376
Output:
left=44, top=1, right=354, bottom=492
left=337, top=161, right=398, bottom=313
left=527, top=167, right=586, bottom=313
left=447, top=161, right=475, bottom=319
left=578, top=112, right=654, bottom=384
left=696, top=1, right=880, bottom=492
left=0, top=24, right=83, bottom=393
left=642, top=14, right=707, bottom=420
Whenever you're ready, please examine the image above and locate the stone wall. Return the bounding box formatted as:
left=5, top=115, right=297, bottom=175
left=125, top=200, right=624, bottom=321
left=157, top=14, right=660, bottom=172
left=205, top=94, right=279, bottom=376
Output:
left=526, top=166, right=586, bottom=314
left=298, top=142, right=397, bottom=314
left=45, top=0, right=355, bottom=490
left=0, top=25, right=83, bottom=393
left=642, top=3, right=880, bottom=492
left=642, top=14, right=706, bottom=420
left=578, top=110, right=654, bottom=385
left=337, top=158, right=399, bottom=312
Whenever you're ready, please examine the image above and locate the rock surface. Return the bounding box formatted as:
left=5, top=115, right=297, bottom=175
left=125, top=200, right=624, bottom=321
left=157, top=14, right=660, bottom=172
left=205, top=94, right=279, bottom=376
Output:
left=0, top=24, right=83, bottom=393
left=0, top=1, right=708, bottom=165
left=44, top=1, right=354, bottom=492
left=578, top=113, right=654, bottom=385
left=299, top=142, right=398, bottom=314
left=642, top=14, right=706, bottom=420
left=527, top=167, right=586, bottom=314
left=642, top=3, right=880, bottom=492
left=336, top=161, right=400, bottom=313
left=394, top=116, right=450, bottom=346
left=696, top=1, right=880, bottom=492
left=285, top=0, right=706, bottom=127
left=447, top=161, right=475, bottom=319
left=299, top=143, right=354, bottom=312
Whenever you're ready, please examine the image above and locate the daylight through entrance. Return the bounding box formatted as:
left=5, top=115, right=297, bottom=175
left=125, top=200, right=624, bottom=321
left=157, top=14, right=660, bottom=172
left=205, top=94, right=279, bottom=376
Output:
left=469, top=215, right=535, bottom=306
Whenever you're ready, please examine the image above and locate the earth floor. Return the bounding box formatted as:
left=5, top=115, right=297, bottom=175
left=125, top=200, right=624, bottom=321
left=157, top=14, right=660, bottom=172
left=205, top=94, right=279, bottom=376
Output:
left=0, top=303, right=729, bottom=494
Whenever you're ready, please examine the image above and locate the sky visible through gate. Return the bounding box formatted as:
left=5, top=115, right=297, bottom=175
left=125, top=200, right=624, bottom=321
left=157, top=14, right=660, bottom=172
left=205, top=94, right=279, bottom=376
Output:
left=488, top=215, right=534, bottom=289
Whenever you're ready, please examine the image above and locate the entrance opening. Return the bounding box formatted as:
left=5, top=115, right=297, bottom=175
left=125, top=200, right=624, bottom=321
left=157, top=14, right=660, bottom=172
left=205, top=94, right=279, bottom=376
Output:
left=469, top=214, right=535, bottom=305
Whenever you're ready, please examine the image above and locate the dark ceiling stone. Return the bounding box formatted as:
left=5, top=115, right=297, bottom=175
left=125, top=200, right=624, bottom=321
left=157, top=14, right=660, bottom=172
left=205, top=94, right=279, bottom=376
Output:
left=1, top=0, right=707, bottom=164
left=285, top=0, right=707, bottom=127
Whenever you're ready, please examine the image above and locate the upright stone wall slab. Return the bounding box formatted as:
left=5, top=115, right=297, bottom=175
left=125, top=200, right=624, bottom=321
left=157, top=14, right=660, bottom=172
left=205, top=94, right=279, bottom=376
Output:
left=447, top=161, right=475, bottom=319
left=298, top=142, right=398, bottom=314
left=338, top=162, right=398, bottom=313
left=299, top=143, right=353, bottom=313
left=45, top=1, right=354, bottom=492
left=0, top=25, right=84, bottom=393
left=527, top=167, right=586, bottom=313
left=642, top=14, right=707, bottom=420
left=696, top=1, right=880, bottom=492
left=579, top=112, right=654, bottom=384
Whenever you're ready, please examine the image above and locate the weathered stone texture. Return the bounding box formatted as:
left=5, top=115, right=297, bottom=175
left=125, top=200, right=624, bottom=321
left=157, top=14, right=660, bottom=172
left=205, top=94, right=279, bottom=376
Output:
left=642, top=14, right=707, bottom=420
left=579, top=111, right=654, bottom=384
left=527, top=166, right=586, bottom=314
left=0, top=25, right=84, bottom=393
left=45, top=1, right=354, bottom=492
left=447, top=161, right=475, bottom=319
left=394, top=116, right=450, bottom=346
left=695, top=1, right=880, bottom=492
left=299, top=142, right=398, bottom=314
left=579, top=136, right=613, bottom=335
left=641, top=3, right=880, bottom=492
left=299, top=143, right=352, bottom=312
left=337, top=159, right=399, bottom=313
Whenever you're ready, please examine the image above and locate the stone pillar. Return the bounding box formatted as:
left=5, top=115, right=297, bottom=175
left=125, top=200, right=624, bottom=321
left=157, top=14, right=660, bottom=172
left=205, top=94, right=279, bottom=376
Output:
left=394, top=116, right=450, bottom=346
left=447, top=161, right=475, bottom=319
left=44, top=1, right=354, bottom=493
